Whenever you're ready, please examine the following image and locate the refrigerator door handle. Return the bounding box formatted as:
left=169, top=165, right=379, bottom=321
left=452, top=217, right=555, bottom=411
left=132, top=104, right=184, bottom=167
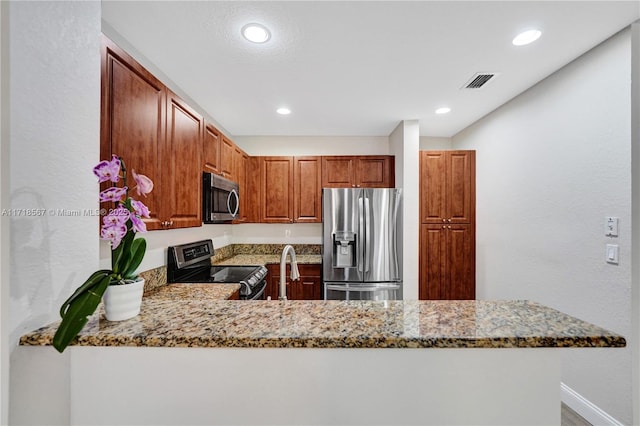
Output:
left=358, top=196, right=365, bottom=273
left=363, top=196, right=371, bottom=273
left=325, top=284, right=401, bottom=292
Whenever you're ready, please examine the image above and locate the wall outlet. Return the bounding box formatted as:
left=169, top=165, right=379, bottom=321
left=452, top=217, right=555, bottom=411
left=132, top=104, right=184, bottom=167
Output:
left=605, top=217, right=619, bottom=237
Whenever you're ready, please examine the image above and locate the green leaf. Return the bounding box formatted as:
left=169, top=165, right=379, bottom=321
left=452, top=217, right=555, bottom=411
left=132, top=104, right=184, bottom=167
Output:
left=59, top=269, right=113, bottom=318
left=53, top=273, right=113, bottom=353
left=122, top=238, right=146, bottom=279
left=112, top=228, right=134, bottom=273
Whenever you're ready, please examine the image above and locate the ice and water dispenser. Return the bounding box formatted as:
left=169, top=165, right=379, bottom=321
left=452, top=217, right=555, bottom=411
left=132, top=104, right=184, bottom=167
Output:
left=332, top=231, right=357, bottom=268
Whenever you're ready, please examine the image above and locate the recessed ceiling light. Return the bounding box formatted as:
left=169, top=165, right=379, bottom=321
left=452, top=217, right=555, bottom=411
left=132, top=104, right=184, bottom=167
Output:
left=512, top=29, right=542, bottom=46
left=435, top=107, right=451, bottom=115
left=277, top=107, right=291, bottom=115
left=241, top=23, right=271, bottom=43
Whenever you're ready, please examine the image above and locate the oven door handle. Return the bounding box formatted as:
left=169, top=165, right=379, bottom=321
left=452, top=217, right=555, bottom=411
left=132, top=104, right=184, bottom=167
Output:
left=247, top=281, right=267, bottom=300
left=228, top=189, right=239, bottom=218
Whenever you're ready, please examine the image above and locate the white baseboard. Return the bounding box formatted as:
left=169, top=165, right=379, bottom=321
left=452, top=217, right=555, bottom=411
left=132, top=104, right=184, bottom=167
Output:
left=561, top=382, right=622, bottom=426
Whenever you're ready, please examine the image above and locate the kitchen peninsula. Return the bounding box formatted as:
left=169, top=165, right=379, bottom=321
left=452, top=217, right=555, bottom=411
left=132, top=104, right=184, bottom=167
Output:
left=17, top=284, right=624, bottom=426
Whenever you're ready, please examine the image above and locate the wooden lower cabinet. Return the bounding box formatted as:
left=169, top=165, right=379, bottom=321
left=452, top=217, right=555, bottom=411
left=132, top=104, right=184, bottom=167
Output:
left=266, top=264, right=322, bottom=300
left=419, top=224, right=475, bottom=300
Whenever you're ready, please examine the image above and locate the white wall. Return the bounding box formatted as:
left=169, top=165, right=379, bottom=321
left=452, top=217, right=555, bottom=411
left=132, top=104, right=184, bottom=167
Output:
left=453, top=29, right=633, bottom=423
left=8, top=0, right=101, bottom=350
left=0, top=1, right=8, bottom=423
left=8, top=1, right=101, bottom=423
left=389, top=121, right=420, bottom=299
left=631, top=21, right=640, bottom=425
left=234, top=135, right=391, bottom=156
left=419, top=136, right=452, bottom=151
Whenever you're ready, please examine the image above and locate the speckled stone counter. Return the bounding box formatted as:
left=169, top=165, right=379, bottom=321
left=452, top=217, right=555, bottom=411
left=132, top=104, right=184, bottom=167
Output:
left=20, top=298, right=625, bottom=349
left=212, top=253, right=322, bottom=266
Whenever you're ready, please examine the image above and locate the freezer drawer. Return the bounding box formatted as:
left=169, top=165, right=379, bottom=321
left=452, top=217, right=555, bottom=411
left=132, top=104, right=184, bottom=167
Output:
left=324, top=282, right=402, bottom=301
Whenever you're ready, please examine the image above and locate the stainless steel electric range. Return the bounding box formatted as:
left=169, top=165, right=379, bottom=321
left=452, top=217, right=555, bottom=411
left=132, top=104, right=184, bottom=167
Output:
left=167, top=240, right=268, bottom=300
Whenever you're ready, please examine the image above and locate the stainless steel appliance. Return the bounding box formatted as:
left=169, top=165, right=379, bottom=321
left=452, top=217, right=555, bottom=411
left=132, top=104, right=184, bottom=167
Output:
left=203, top=172, right=239, bottom=223
left=322, top=188, right=402, bottom=300
left=167, top=240, right=267, bottom=300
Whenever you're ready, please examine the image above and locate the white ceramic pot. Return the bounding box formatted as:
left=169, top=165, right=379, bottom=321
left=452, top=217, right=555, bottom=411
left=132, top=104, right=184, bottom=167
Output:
left=103, top=278, right=145, bottom=321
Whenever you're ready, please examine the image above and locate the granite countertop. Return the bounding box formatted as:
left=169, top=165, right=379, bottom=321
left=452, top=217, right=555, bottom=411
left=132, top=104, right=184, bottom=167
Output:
left=212, top=253, right=322, bottom=266
left=20, top=295, right=625, bottom=349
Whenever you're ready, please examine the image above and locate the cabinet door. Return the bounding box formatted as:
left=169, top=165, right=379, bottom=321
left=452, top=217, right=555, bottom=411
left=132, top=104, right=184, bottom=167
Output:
left=356, top=156, right=394, bottom=188
left=419, top=224, right=447, bottom=300
left=419, top=223, right=475, bottom=300
left=420, top=151, right=447, bottom=224
left=447, top=224, right=475, bottom=299
left=245, top=157, right=261, bottom=223
left=233, top=147, right=247, bottom=223
left=203, top=123, right=221, bottom=174
left=101, top=35, right=165, bottom=230
left=266, top=264, right=280, bottom=300
left=260, top=157, right=294, bottom=223
left=219, top=136, right=235, bottom=180
left=164, top=90, right=203, bottom=229
left=294, top=157, right=322, bottom=223
left=269, top=264, right=322, bottom=300
left=447, top=151, right=475, bottom=224
left=322, top=156, right=355, bottom=188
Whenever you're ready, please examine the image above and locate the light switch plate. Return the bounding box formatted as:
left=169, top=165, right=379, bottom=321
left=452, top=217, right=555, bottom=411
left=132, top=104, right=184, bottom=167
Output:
left=606, top=244, right=619, bottom=264
left=605, top=217, right=619, bottom=237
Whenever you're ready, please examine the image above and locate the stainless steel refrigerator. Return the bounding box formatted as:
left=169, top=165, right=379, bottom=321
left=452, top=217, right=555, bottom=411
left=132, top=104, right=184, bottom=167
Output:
left=322, top=188, right=402, bottom=300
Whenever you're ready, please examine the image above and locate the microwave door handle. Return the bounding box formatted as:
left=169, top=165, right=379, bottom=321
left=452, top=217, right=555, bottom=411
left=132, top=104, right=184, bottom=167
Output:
left=228, top=189, right=239, bottom=218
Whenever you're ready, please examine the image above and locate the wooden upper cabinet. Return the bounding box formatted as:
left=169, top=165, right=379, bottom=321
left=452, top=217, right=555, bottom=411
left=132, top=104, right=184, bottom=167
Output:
left=420, top=150, right=475, bottom=224
left=244, top=156, right=261, bottom=223
left=164, top=90, right=203, bottom=229
left=219, top=135, right=235, bottom=180
left=101, top=35, right=204, bottom=231
left=260, top=157, right=294, bottom=223
left=322, top=156, right=394, bottom=188
left=294, top=156, right=322, bottom=223
left=322, top=156, right=354, bottom=188
left=356, top=156, right=394, bottom=188
left=233, top=146, right=248, bottom=223
left=203, top=122, right=221, bottom=174
left=101, top=35, right=165, bottom=230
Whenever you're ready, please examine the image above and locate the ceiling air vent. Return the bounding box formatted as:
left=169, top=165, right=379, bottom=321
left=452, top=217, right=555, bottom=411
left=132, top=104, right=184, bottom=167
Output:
left=462, top=72, right=498, bottom=89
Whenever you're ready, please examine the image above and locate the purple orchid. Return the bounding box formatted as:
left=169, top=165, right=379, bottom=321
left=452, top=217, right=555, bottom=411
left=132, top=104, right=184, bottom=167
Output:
left=93, top=155, right=121, bottom=184
left=130, top=199, right=150, bottom=218
left=103, top=207, right=130, bottom=227
left=131, top=170, right=154, bottom=197
left=99, top=186, right=128, bottom=203
left=95, top=156, right=153, bottom=267
left=130, top=215, right=147, bottom=233
left=100, top=223, right=128, bottom=249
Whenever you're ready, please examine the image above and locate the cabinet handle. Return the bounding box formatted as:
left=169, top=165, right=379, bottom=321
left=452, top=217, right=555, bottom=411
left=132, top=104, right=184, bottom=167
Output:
left=442, top=226, right=446, bottom=229
left=169, top=220, right=174, bottom=226
left=448, top=219, right=452, bottom=223
left=447, top=226, right=451, bottom=229
left=442, top=219, right=446, bottom=223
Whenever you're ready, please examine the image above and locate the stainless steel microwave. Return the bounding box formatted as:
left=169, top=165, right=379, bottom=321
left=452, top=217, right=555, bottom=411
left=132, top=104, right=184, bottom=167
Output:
left=203, top=172, right=239, bottom=223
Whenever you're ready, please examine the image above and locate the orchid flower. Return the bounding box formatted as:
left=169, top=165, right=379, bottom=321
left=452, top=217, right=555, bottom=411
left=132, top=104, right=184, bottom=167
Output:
left=100, top=223, right=127, bottom=249
left=99, top=186, right=128, bottom=203
left=131, top=170, right=154, bottom=197
left=130, top=199, right=150, bottom=218
left=93, top=155, right=121, bottom=183
left=130, top=215, right=147, bottom=233
left=103, top=207, right=130, bottom=227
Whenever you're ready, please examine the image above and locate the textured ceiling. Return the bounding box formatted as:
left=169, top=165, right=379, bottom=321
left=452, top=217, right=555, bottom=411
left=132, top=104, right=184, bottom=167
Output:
left=102, top=1, right=639, bottom=137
